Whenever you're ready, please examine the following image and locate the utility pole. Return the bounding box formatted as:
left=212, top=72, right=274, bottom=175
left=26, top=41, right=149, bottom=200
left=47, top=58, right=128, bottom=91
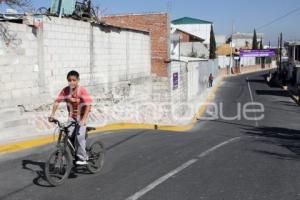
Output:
left=279, top=32, right=283, bottom=72
left=167, top=1, right=172, bottom=16
left=269, top=41, right=271, bottom=67
left=229, top=20, right=234, bottom=75
left=59, top=0, right=63, bottom=18
left=277, top=36, right=280, bottom=71
left=260, top=37, right=263, bottom=67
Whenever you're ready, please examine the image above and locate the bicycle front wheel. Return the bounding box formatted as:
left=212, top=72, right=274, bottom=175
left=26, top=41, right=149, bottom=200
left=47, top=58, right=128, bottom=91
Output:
left=45, top=147, right=72, bottom=186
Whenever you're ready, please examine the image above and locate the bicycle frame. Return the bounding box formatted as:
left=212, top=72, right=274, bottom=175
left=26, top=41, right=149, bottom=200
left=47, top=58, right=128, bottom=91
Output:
left=55, top=122, right=78, bottom=157
left=50, top=117, right=96, bottom=157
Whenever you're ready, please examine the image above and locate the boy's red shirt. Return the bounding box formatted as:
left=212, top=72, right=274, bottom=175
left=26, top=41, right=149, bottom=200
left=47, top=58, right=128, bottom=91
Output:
left=56, top=86, right=92, bottom=119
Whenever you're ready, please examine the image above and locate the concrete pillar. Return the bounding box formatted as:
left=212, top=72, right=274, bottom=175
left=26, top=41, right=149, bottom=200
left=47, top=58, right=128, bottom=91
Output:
left=294, top=45, right=296, bottom=61
left=125, top=31, right=129, bottom=80
left=37, top=26, right=46, bottom=95
left=89, top=23, right=94, bottom=86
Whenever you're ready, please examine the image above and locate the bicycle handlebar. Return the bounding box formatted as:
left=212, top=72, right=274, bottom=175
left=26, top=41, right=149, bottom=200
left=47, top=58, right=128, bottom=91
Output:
left=48, top=117, right=78, bottom=129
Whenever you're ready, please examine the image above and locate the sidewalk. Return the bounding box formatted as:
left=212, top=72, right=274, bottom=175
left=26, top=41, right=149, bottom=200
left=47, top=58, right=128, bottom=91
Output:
left=272, top=75, right=300, bottom=105
left=284, top=84, right=300, bottom=105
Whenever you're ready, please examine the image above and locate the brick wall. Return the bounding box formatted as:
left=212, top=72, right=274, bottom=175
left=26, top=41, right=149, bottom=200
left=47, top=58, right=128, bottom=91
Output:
left=176, top=30, right=190, bottom=43
left=102, top=13, right=170, bottom=77
left=175, top=30, right=202, bottom=43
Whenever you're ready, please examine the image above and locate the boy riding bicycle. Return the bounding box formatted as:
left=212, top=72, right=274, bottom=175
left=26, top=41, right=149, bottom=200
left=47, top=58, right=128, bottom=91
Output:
left=49, top=70, right=92, bottom=165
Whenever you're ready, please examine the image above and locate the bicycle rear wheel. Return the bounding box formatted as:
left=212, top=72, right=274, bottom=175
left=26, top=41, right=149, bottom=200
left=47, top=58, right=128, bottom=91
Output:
left=45, top=147, right=72, bottom=186
left=87, top=141, right=105, bottom=174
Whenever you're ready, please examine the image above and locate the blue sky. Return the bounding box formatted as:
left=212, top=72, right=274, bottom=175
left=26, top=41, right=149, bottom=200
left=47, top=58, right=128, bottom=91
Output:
left=3, top=0, right=300, bottom=44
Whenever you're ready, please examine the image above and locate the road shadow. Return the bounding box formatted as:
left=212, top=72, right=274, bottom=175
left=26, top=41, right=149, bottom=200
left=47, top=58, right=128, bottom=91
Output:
left=251, top=149, right=300, bottom=161
left=106, top=130, right=148, bottom=150
left=264, top=104, right=300, bottom=114
left=247, top=72, right=280, bottom=88
left=255, top=89, right=290, bottom=97
left=22, top=158, right=101, bottom=188
left=22, top=160, right=52, bottom=187
left=247, top=79, right=266, bottom=84
left=243, top=126, right=300, bottom=160
left=21, top=130, right=148, bottom=187
left=276, top=100, right=299, bottom=107
left=267, top=81, right=281, bottom=88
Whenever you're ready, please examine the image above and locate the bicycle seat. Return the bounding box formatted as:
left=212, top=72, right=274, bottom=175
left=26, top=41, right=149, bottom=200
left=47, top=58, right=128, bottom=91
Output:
left=87, top=127, right=96, bottom=132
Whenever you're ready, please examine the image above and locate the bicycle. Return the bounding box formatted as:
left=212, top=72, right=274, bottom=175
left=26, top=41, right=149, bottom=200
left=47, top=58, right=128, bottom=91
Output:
left=45, top=118, right=106, bottom=186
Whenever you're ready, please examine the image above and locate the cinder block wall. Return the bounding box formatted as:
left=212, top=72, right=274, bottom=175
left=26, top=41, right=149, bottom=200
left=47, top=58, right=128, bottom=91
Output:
left=170, top=61, right=188, bottom=103
left=91, top=24, right=151, bottom=99
left=103, top=13, right=170, bottom=77
left=0, top=22, right=40, bottom=108
left=170, top=60, right=219, bottom=103
left=42, top=17, right=92, bottom=98
left=0, top=17, right=152, bottom=109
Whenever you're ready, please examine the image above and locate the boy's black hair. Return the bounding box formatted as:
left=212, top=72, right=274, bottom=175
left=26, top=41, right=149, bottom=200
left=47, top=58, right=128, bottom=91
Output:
left=67, top=70, right=80, bottom=80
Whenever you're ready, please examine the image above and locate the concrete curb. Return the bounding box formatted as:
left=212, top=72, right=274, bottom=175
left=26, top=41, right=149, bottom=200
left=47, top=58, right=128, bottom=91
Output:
left=225, top=67, right=275, bottom=77
left=0, top=77, right=225, bottom=155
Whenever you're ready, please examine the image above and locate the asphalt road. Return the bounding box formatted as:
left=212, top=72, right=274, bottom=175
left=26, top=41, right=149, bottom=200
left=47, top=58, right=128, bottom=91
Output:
left=1, top=71, right=300, bottom=200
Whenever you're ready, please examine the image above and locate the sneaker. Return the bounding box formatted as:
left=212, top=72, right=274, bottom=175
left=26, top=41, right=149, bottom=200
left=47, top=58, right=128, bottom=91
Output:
left=76, top=159, right=87, bottom=165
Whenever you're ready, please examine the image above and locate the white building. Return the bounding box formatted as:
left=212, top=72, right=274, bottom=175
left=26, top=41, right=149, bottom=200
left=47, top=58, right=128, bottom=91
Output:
left=172, top=17, right=213, bottom=45
left=215, top=34, right=226, bottom=47
left=227, top=32, right=264, bottom=49
left=285, top=41, right=300, bottom=84
left=170, top=25, right=209, bottom=59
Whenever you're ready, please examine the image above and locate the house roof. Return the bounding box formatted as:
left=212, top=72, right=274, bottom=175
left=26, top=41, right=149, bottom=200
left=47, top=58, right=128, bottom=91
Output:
left=103, top=12, right=167, bottom=17
left=174, top=28, right=205, bottom=42
left=172, top=17, right=212, bottom=25
left=228, top=32, right=264, bottom=40
left=285, top=41, right=300, bottom=46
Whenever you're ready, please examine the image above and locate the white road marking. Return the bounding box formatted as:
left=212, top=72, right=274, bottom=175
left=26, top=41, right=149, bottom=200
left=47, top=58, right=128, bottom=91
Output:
left=125, top=137, right=241, bottom=200
left=198, top=137, right=241, bottom=158
left=247, top=77, right=259, bottom=127
left=125, top=159, right=198, bottom=200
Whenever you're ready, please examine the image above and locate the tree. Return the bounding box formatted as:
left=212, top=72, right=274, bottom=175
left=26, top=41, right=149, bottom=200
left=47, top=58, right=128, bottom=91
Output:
left=260, top=38, right=265, bottom=68
left=252, top=29, right=258, bottom=50
left=0, top=0, right=32, bottom=10
left=209, top=24, right=217, bottom=59
left=260, top=38, right=263, bottom=50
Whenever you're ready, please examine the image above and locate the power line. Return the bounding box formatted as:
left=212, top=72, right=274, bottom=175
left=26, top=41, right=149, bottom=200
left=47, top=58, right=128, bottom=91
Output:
left=257, top=6, right=300, bottom=31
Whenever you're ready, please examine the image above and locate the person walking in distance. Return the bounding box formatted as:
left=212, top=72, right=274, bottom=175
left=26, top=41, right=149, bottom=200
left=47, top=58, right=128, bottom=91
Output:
left=298, top=83, right=300, bottom=104
left=208, top=73, right=214, bottom=88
